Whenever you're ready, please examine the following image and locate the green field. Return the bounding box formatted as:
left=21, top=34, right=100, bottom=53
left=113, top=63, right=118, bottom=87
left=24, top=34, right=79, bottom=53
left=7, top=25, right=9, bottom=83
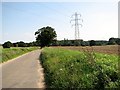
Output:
left=1, top=47, right=39, bottom=63
left=40, top=47, right=119, bottom=88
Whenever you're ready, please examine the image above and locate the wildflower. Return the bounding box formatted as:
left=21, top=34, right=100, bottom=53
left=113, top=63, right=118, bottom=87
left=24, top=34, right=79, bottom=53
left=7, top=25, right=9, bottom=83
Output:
left=86, top=74, right=89, bottom=77
left=60, top=68, right=63, bottom=71
left=71, top=64, right=74, bottom=67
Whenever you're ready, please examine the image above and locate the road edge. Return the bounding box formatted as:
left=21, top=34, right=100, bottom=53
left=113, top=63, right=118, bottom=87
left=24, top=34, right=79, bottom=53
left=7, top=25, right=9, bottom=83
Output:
left=1, top=49, right=40, bottom=66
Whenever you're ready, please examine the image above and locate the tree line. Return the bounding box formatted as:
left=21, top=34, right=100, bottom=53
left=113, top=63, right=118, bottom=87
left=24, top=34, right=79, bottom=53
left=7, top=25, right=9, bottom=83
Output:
left=2, top=41, right=39, bottom=48
left=2, top=26, right=120, bottom=48
left=51, top=37, right=120, bottom=46
left=2, top=37, right=120, bottom=48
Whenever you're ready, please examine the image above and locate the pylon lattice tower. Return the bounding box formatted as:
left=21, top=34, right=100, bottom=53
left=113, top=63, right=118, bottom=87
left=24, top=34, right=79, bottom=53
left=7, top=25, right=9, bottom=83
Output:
left=70, top=12, right=83, bottom=40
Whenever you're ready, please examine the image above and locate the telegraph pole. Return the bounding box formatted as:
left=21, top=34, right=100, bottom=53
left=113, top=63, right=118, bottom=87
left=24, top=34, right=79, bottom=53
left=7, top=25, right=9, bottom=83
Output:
left=70, top=12, right=83, bottom=40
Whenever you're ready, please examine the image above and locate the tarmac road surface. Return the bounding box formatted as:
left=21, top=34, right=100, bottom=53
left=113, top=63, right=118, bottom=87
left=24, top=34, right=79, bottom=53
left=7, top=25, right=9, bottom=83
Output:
left=2, top=49, right=45, bottom=88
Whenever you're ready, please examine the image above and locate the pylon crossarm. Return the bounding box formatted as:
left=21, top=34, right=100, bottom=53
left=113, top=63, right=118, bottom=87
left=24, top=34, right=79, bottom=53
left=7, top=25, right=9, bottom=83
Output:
left=78, top=19, right=83, bottom=22
left=70, top=19, right=75, bottom=23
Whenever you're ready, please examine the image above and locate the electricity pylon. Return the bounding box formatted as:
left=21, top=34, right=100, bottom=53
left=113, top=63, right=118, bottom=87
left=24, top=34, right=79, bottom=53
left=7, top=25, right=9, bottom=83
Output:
left=70, top=12, right=83, bottom=40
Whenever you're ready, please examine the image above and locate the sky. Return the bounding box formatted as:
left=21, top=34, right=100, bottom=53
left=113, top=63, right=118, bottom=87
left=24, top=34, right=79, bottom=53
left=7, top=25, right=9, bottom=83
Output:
left=1, top=0, right=119, bottom=43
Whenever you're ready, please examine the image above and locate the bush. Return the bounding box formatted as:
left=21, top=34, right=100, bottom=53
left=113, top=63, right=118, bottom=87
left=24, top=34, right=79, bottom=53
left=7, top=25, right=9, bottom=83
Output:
left=2, top=41, right=12, bottom=48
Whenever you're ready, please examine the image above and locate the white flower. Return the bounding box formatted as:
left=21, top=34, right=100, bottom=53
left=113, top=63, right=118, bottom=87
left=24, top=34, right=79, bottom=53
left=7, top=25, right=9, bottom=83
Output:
left=60, top=68, right=62, bottom=71
left=71, top=64, right=74, bottom=67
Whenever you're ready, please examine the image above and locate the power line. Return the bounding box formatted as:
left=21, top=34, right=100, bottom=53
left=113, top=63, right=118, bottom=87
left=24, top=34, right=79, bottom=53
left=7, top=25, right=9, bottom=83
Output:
left=70, top=12, right=83, bottom=40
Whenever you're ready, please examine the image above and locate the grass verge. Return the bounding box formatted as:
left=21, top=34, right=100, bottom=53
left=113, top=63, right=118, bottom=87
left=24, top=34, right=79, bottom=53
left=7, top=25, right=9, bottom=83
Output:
left=1, top=47, right=39, bottom=63
left=40, top=47, right=119, bottom=88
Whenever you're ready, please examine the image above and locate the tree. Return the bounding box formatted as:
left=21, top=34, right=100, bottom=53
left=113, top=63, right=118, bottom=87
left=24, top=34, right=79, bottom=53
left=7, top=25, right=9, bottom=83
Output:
left=2, top=41, right=12, bottom=48
left=35, top=26, right=57, bottom=48
left=13, top=43, right=18, bottom=47
left=116, top=38, right=120, bottom=45
left=81, top=40, right=86, bottom=46
left=17, top=41, right=26, bottom=47
left=89, top=40, right=95, bottom=46
left=108, top=37, right=116, bottom=45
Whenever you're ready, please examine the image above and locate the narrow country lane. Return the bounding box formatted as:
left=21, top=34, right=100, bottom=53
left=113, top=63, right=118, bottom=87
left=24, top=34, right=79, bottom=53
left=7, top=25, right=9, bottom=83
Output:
left=2, top=50, right=45, bottom=88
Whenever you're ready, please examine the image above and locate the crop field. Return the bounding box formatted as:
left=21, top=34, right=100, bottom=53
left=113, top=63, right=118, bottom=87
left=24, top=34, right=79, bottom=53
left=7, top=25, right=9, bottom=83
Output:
left=52, top=45, right=119, bottom=55
left=40, top=47, right=119, bottom=88
left=1, top=47, right=39, bottom=63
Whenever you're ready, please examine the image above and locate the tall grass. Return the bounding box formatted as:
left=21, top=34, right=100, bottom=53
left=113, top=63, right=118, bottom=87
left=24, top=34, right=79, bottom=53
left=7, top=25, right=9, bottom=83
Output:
left=40, top=47, right=119, bottom=88
left=2, top=47, right=39, bottom=63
